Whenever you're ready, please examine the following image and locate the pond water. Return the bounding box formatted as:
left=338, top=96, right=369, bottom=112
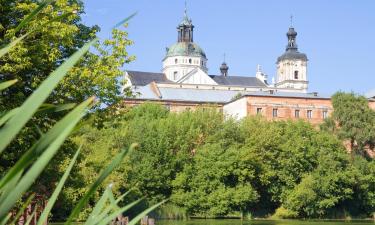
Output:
left=158, top=219, right=374, bottom=225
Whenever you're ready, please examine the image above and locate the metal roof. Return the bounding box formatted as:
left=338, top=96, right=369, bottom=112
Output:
left=131, top=85, right=330, bottom=103
left=210, top=75, right=267, bottom=87
left=127, top=71, right=172, bottom=86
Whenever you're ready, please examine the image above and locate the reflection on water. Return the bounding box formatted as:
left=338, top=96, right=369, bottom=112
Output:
left=159, top=219, right=374, bottom=225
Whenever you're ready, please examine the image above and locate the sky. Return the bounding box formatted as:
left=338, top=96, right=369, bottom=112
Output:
left=81, top=0, right=375, bottom=95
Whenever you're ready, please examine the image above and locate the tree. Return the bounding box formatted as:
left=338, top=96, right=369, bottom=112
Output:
left=330, top=92, right=375, bottom=155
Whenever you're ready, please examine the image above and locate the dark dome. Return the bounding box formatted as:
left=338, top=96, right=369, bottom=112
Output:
left=287, top=27, right=297, bottom=36
left=277, top=50, right=307, bottom=63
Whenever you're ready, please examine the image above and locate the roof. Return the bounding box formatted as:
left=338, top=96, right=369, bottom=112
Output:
left=127, top=71, right=172, bottom=86
left=277, top=50, right=307, bottom=62
left=210, top=75, right=267, bottom=87
left=134, top=85, right=246, bottom=103
left=166, top=42, right=206, bottom=58
left=132, top=84, right=329, bottom=104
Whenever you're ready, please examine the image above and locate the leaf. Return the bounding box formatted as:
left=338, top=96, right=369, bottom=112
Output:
left=13, top=0, right=55, bottom=34
left=8, top=194, right=35, bottom=225
left=36, top=147, right=81, bottom=225
left=0, top=79, right=17, bottom=91
left=94, top=198, right=145, bottom=225
left=65, top=143, right=138, bottom=224
left=0, top=34, right=28, bottom=58
left=126, top=200, right=167, bottom=225
left=0, top=38, right=98, bottom=154
left=112, top=12, right=137, bottom=29
left=0, top=98, right=93, bottom=190
left=0, top=97, right=94, bottom=218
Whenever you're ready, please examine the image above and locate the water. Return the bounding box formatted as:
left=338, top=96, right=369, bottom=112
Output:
left=158, top=219, right=374, bottom=225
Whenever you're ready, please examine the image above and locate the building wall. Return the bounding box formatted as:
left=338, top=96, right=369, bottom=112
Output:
left=246, top=96, right=332, bottom=124
left=223, top=97, right=248, bottom=120
left=276, top=59, right=308, bottom=92
left=162, top=56, right=207, bottom=82
left=369, top=100, right=375, bottom=110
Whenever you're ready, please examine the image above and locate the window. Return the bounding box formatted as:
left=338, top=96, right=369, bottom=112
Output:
left=294, top=71, right=299, bottom=79
left=295, top=109, right=300, bottom=118
left=307, top=110, right=312, bottom=119
left=175, top=58, right=178, bottom=64
left=273, top=108, right=278, bottom=118
left=189, top=58, right=192, bottom=64
left=173, top=71, right=178, bottom=80
left=323, top=110, right=328, bottom=119
left=257, top=108, right=262, bottom=115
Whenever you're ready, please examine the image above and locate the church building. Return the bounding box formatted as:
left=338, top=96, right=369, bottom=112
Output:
left=123, top=7, right=334, bottom=124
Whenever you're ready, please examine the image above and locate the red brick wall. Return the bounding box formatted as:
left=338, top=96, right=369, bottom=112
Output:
left=245, top=96, right=332, bottom=125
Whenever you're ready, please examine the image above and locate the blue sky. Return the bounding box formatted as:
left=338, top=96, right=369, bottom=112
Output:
left=81, top=0, right=375, bottom=95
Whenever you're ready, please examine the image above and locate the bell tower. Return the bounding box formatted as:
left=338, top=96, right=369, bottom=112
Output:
left=276, top=17, right=308, bottom=92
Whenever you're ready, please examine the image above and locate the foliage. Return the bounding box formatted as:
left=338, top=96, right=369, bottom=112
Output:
left=329, top=92, right=375, bottom=154
left=0, top=1, right=162, bottom=224
left=73, top=103, right=375, bottom=219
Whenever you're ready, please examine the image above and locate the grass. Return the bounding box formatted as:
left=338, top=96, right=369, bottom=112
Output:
left=0, top=0, right=161, bottom=224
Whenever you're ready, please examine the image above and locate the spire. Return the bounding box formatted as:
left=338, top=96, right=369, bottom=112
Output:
left=286, top=16, right=298, bottom=51
left=177, top=1, right=194, bottom=42
left=220, top=53, right=229, bottom=76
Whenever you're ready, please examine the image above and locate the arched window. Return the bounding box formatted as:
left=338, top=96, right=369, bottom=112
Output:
left=294, top=71, right=299, bottom=79
left=173, top=71, right=178, bottom=80
left=175, top=58, right=178, bottom=64
left=189, top=58, right=192, bottom=64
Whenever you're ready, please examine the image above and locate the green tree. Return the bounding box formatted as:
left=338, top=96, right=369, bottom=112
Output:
left=330, top=92, right=375, bottom=154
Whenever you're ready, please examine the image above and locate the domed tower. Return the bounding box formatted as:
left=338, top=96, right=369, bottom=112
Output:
left=276, top=21, right=308, bottom=92
left=162, top=5, right=208, bottom=82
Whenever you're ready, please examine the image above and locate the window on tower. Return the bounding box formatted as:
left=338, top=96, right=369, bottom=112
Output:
left=173, top=71, right=178, bottom=80
left=189, top=58, right=192, bottom=64
left=175, top=58, right=178, bottom=64
left=294, top=71, right=299, bottom=79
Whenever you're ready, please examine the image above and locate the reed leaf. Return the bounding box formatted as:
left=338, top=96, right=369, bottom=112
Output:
left=8, top=194, right=35, bottom=225
left=0, top=98, right=94, bottom=190
left=112, top=12, right=137, bottom=29
left=0, top=34, right=28, bottom=58
left=0, top=97, right=94, bottom=218
left=0, top=38, right=98, bottom=154
left=13, top=0, right=55, bottom=34
left=36, top=147, right=81, bottom=225
left=126, top=200, right=167, bottom=225
left=0, top=79, right=17, bottom=91
left=94, top=198, right=145, bottom=225
left=65, top=143, right=138, bottom=224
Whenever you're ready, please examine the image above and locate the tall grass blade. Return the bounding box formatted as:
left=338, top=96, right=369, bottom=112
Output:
left=0, top=108, right=19, bottom=127
left=0, top=104, right=75, bottom=128
left=36, top=147, right=81, bottom=225
left=0, top=38, right=98, bottom=154
left=95, top=198, right=145, bottom=225
left=13, top=0, right=55, bottom=34
left=24, top=207, right=37, bottom=225
left=0, top=97, right=94, bottom=218
left=0, top=34, right=28, bottom=58
left=8, top=194, right=35, bottom=225
left=84, top=187, right=111, bottom=225
left=65, top=143, right=138, bottom=224
left=0, top=213, right=11, bottom=225
left=0, top=98, right=94, bottom=190
left=126, top=200, right=167, bottom=225
left=112, top=12, right=137, bottom=29
left=0, top=79, right=17, bottom=90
